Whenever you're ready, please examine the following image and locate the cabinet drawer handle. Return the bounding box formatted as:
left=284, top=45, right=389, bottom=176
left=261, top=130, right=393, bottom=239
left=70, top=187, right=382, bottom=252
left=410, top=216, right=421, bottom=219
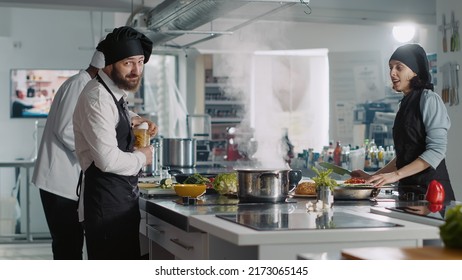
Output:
left=147, top=224, right=165, bottom=234
left=170, top=238, right=194, bottom=251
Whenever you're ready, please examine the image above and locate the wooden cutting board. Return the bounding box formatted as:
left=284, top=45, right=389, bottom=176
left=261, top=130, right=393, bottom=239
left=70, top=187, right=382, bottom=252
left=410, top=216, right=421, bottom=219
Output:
left=341, top=246, right=462, bottom=260
left=138, top=182, right=160, bottom=188
left=138, top=182, right=176, bottom=196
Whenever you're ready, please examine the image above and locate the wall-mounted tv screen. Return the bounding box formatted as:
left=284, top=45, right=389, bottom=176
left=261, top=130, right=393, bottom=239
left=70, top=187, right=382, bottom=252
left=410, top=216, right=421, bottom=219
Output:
left=10, top=69, right=79, bottom=118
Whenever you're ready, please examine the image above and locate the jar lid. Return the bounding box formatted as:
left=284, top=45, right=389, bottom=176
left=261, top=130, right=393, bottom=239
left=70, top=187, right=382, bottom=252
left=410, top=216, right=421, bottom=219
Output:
left=137, top=122, right=148, bottom=129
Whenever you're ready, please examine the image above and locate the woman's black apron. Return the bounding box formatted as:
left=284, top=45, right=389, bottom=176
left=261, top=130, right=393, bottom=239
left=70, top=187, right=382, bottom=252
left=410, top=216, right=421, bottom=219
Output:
left=393, top=90, right=455, bottom=202
left=83, top=75, right=140, bottom=260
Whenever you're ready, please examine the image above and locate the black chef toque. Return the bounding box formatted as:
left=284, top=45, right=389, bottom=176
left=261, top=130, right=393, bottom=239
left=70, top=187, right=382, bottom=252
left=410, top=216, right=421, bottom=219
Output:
left=97, top=26, right=153, bottom=66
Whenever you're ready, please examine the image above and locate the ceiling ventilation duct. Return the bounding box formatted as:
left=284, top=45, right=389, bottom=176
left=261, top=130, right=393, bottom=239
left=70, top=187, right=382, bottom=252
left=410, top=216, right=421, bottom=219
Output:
left=144, top=0, right=247, bottom=46
left=138, top=0, right=300, bottom=47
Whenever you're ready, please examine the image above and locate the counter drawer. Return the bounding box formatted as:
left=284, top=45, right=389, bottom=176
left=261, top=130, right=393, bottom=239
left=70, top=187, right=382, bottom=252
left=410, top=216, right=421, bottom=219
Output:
left=147, top=215, right=207, bottom=260
left=139, top=209, right=147, bottom=236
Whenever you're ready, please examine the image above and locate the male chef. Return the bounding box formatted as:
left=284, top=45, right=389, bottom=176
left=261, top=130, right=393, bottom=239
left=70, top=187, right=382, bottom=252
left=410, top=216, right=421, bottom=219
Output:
left=73, top=26, right=157, bottom=259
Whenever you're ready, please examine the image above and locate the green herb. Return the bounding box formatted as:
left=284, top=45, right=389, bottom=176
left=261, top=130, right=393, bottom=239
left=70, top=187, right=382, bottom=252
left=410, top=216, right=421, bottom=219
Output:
left=440, top=204, right=462, bottom=249
left=311, top=166, right=337, bottom=191
left=183, top=173, right=211, bottom=185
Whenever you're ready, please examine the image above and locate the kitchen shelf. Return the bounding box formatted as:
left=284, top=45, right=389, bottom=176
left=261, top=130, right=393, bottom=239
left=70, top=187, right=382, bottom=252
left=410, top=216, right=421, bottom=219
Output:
left=205, top=80, right=245, bottom=124
left=202, top=54, right=248, bottom=151
left=211, top=117, right=242, bottom=123
left=205, top=104, right=243, bottom=120
left=26, top=80, right=52, bottom=83
left=205, top=100, right=244, bottom=105
left=205, top=82, right=229, bottom=87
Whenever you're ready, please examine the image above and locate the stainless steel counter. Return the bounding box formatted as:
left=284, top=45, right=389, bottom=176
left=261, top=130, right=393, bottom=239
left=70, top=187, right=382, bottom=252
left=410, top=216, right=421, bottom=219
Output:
left=140, top=195, right=240, bottom=231
left=139, top=190, right=403, bottom=232
left=0, top=159, right=35, bottom=242
left=140, top=193, right=442, bottom=259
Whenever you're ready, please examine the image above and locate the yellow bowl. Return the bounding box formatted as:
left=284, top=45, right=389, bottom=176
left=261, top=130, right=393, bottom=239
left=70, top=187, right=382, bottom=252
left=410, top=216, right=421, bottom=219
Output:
left=173, top=184, right=206, bottom=198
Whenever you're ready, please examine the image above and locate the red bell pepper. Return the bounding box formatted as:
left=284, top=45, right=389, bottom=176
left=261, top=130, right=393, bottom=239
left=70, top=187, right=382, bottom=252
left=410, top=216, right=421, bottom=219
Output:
left=426, top=180, right=445, bottom=204
left=427, top=203, right=443, bottom=213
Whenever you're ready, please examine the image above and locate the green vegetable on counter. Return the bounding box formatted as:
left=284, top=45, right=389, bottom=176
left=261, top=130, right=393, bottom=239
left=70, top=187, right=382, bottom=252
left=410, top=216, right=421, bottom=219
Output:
left=159, top=178, right=173, bottom=189
left=311, top=166, right=337, bottom=191
left=213, top=172, right=238, bottom=195
left=183, top=173, right=211, bottom=185
left=439, top=204, right=462, bottom=249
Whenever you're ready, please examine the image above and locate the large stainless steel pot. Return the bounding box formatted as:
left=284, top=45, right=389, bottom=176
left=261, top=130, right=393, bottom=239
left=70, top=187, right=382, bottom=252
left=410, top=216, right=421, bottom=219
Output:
left=236, top=168, right=302, bottom=203
left=161, top=138, right=196, bottom=168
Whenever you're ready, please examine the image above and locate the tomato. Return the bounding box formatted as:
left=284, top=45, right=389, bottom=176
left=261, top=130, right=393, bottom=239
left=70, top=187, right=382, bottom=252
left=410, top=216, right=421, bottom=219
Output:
left=206, top=178, right=215, bottom=189
left=425, top=180, right=445, bottom=204
left=427, top=203, right=443, bottom=213
left=344, top=177, right=366, bottom=184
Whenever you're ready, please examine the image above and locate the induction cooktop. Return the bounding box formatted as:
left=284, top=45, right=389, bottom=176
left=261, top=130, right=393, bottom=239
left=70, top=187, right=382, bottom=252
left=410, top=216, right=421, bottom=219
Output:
left=173, top=195, right=297, bottom=206
left=371, top=202, right=457, bottom=227
left=216, top=211, right=403, bottom=231
left=385, top=205, right=446, bottom=221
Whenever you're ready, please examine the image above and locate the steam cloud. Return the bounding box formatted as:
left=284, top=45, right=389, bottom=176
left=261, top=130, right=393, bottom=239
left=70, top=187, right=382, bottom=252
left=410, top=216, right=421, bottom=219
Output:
left=211, top=24, right=291, bottom=169
left=208, top=21, right=329, bottom=169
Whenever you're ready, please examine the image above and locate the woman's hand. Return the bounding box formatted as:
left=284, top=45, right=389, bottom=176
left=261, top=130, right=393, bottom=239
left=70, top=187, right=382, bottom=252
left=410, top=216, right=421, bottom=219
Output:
left=365, top=158, right=429, bottom=187
left=366, top=172, right=400, bottom=187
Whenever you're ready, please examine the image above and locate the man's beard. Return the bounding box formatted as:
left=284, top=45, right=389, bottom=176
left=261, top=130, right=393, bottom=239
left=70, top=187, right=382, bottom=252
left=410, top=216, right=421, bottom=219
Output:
left=111, top=69, right=141, bottom=92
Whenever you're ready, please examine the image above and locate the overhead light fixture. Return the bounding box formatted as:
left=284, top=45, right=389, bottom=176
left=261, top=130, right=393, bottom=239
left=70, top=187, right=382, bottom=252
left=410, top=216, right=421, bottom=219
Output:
left=392, top=24, right=416, bottom=43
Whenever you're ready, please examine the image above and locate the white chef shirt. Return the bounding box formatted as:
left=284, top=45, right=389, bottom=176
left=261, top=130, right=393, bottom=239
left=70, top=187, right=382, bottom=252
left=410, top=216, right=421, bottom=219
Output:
left=73, top=70, right=146, bottom=176
left=32, top=70, right=91, bottom=201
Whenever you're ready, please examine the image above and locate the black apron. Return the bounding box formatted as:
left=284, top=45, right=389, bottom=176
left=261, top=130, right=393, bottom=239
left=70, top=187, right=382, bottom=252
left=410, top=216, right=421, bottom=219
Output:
left=83, top=75, right=141, bottom=260
left=393, top=90, right=455, bottom=202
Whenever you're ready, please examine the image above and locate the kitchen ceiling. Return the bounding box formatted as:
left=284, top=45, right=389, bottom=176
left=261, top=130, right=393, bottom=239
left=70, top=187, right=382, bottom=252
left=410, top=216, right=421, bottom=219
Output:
left=0, top=0, right=437, bottom=48
left=0, top=0, right=437, bottom=23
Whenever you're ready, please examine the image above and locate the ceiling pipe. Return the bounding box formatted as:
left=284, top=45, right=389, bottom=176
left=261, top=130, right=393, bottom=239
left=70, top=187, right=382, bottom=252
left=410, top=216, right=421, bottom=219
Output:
left=143, top=0, right=247, bottom=46
left=132, top=0, right=300, bottom=47
left=179, top=2, right=297, bottom=49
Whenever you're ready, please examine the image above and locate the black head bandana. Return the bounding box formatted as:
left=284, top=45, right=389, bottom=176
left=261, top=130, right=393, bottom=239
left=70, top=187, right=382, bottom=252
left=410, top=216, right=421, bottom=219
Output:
left=97, top=26, right=153, bottom=66
left=389, top=44, right=431, bottom=84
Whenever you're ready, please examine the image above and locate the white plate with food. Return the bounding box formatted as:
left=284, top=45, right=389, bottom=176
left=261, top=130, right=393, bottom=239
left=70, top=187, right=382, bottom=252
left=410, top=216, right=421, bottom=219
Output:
left=289, top=192, right=317, bottom=198
left=290, top=181, right=317, bottom=198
